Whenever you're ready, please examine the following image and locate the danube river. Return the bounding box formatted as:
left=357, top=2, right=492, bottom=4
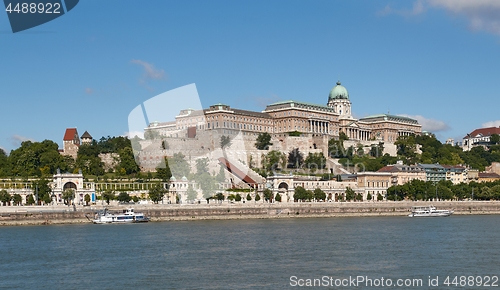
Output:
left=1, top=215, right=499, bottom=289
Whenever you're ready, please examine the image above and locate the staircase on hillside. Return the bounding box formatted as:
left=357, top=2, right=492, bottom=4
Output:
left=218, top=156, right=265, bottom=189
left=326, top=158, right=351, bottom=175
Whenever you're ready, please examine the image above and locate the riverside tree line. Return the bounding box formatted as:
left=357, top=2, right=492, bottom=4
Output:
left=1, top=132, right=500, bottom=203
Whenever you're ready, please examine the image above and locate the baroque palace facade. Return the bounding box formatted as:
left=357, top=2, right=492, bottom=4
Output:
left=145, top=81, right=421, bottom=142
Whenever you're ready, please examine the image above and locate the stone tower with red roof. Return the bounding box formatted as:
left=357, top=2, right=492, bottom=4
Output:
left=61, top=128, right=80, bottom=159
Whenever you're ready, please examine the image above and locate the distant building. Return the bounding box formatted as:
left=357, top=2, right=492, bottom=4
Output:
left=61, top=128, right=80, bottom=159
left=144, top=81, right=422, bottom=142
left=418, top=163, right=446, bottom=182
left=377, top=161, right=426, bottom=186
left=356, top=172, right=392, bottom=200
left=59, top=128, right=95, bottom=159
left=51, top=170, right=95, bottom=205
left=442, top=165, right=468, bottom=184
left=462, top=126, right=500, bottom=151
left=478, top=172, right=500, bottom=183
left=140, top=81, right=422, bottom=171
left=81, top=131, right=93, bottom=145
left=485, top=162, right=500, bottom=175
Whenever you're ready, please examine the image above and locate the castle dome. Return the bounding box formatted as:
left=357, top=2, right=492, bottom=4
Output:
left=328, top=81, right=349, bottom=100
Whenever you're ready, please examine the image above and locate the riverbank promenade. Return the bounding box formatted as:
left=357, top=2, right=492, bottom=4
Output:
left=1, top=200, right=500, bottom=226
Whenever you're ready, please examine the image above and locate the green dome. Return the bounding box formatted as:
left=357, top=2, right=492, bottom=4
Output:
left=328, top=81, right=349, bottom=100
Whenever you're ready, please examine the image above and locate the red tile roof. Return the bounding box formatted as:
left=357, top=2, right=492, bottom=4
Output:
left=465, top=127, right=500, bottom=139
left=63, top=128, right=78, bottom=141
left=478, top=172, right=500, bottom=179
left=377, top=165, right=396, bottom=172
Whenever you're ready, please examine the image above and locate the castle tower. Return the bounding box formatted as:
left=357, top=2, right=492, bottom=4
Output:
left=61, top=128, right=80, bottom=159
left=327, top=81, right=352, bottom=119
left=81, top=131, right=93, bottom=145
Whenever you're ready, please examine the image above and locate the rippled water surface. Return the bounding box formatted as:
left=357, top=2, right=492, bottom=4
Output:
left=1, top=215, right=499, bottom=289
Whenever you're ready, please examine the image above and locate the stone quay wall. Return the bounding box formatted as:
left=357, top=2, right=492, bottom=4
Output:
left=1, top=201, right=500, bottom=226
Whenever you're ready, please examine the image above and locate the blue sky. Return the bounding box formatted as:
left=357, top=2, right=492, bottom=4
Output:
left=1, top=0, right=500, bottom=153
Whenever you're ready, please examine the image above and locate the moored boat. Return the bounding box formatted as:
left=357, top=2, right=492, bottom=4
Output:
left=92, top=208, right=149, bottom=224
left=408, top=205, right=453, bottom=217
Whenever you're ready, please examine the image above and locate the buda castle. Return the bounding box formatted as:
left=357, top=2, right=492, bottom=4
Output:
left=145, top=81, right=421, bottom=143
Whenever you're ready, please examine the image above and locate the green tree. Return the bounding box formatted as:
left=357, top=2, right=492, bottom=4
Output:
left=491, top=134, right=500, bottom=145
left=215, top=192, right=225, bottom=201
left=196, top=158, right=210, bottom=174
left=262, top=150, right=286, bottom=173
left=220, top=135, right=231, bottom=149
left=287, top=148, right=304, bottom=169
left=263, top=188, right=273, bottom=202
left=12, top=194, right=22, bottom=206
left=369, top=142, right=385, bottom=158
left=84, top=194, right=91, bottom=206
left=216, top=165, right=226, bottom=183
left=294, top=186, right=313, bottom=201
left=304, top=152, right=327, bottom=172
left=255, top=193, right=261, bottom=201
left=148, top=183, right=167, bottom=204
left=156, top=157, right=172, bottom=182
left=328, top=132, right=349, bottom=158
left=394, top=135, right=417, bottom=164
left=117, top=147, right=140, bottom=175
left=366, top=193, right=372, bottom=201
left=0, top=148, right=10, bottom=177
left=246, top=193, right=252, bottom=201
left=0, top=190, right=11, bottom=206
left=169, top=153, right=191, bottom=178
left=161, top=140, right=170, bottom=150
left=34, top=178, right=52, bottom=205
left=275, top=192, right=282, bottom=202
left=62, top=189, right=75, bottom=205
left=255, top=132, right=273, bottom=150
left=377, top=193, right=383, bottom=201
left=186, top=185, right=197, bottom=201
left=117, top=192, right=131, bottom=203
left=313, top=188, right=326, bottom=201
left=345, top=187, right=355, bottom=201
left=235, top=193, right=242, bottom=202
left=144, top=130, right=160, bottom=140
left=102, top=189, right=115, bottom=205
left=9, top=140, right=68, bottom=178
left=26, top=194, right=35, bottom=205
left=193, top=158, right=217, bottom=198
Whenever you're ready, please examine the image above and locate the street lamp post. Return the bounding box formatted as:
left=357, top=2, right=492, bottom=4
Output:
left=435, top=181, right=438, bottom=201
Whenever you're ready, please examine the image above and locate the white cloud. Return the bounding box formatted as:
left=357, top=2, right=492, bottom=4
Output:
left=401, top=115, right=450, bottom=132
left=482, top=120, right=500, bottom=127
left=380, top=0, right=500, bottom=35
left=429, top=0, right=500, bottom=35
left=10, top=135, right=35, bottom=147
left=131, top=60, right=166, bottom=84
left=378, top=1, right=425, bottom=17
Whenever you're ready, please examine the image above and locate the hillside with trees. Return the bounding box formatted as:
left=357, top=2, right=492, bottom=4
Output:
left=0, top=136, right=139, bottom=179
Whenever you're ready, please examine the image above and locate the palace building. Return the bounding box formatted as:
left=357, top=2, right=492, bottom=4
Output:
left=145, top=81, right=421, bottom=142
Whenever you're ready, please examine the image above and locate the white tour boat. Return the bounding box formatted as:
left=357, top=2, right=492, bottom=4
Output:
left=92, top=208, right=149, bottom=224
left=408, top=205, right=453, bottom=217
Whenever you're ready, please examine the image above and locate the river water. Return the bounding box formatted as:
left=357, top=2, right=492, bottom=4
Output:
left=0, top=215, right=499, bottom=289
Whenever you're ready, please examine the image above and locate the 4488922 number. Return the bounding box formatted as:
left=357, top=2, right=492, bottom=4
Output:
left=5, top=2, right=61, bottom=14
left=443, top=276, right=498, bottom=287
